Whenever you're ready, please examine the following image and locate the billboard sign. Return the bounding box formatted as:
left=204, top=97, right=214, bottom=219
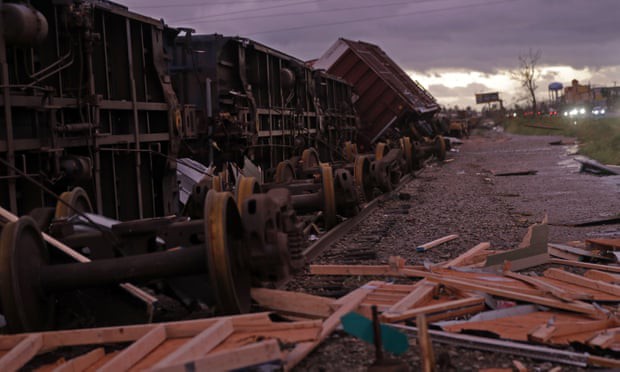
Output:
left=475, top=92, right=500, bottom=104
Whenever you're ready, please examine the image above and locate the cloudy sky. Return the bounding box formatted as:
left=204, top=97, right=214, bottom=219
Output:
left=123, top=0, right=620, bottom=109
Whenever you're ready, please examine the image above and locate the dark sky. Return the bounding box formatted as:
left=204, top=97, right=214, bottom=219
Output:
left=123, top=0, right=620, bottom=107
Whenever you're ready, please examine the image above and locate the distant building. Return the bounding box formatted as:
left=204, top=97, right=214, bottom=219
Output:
left=564, top=79, right=590, bottom=104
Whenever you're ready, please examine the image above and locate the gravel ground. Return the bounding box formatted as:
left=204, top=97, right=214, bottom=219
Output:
left=289, top=129, right=620, bottom=371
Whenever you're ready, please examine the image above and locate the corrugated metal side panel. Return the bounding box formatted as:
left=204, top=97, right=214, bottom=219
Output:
left=328, top=49, right=406, bottom=141
left=345, top=40, right=438, bottom=110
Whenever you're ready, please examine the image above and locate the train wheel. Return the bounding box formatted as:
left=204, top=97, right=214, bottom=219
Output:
left=211, top=175, right=223, bottom=192
left=0, top=217, right=54, bottom=333
left=301, top=148, right=321, bottom=171
left=375, top=142, right=388, bottom=161
left=344, top=141, right=358, bottom=162
left=274, top=160, right=296, bottom=184
left=400, top=137, right=414, bottom=173
left=55, top=187, right=93, bottom=219
left=204, top=191, right=251, bottom=314
left=354, top=155, right=374, bottom=202
left=434, top=135, right=447, bottom=161
left=235, top=176, right=261, bottom=213
left=320, top=164, right=337, bottom=230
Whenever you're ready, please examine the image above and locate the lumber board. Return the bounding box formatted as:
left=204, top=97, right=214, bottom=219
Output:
left=425, top=303, right=486, bottom=323
left=153, top=339, right=282, bottom=372
left=416, top=234, right=459, bottom=252
left=382, top=297, right=485, bottom=323
left=210, top=326, right=321, bottom=353
left=583, top=270, right=620, bottom=284
left=587, top=327, right=620, bottom=349
left=85, top=351, right=119, bottom=372
left=543, top=268, right=620, bottom=297
left=503, top=271, right=585, bottom=301
left=442, top=242, right=491, bottom=268
left=285, top=282, right=378, bottom=370
left=384, top=281, right=438, bottom=315
left=53, top=348, right=105, bottom=372
left=251, top=288, right=333, bottom=318
left=402, top=269, right=602, bottom=317
left=417, top=314, right=436, bottom=372
left=309, top=264, right=410, bottom=276
left=443, top=312, right=590, bottom=342
left=547, top=245, right=581, bottom=261
left=0, top=334, right=42, bottom=372
left=528, top=319, right=614, bottom=343
left=99, top=325, right=167, bottom=372
left=27, top=313, right=270, bottom=352
left=548, top=243, right=611, bottom=261
left=550, top=258, right=620, bottom=273
left=128, top=338, right=188, bottom=371
left=151, top=319, right=233, bottom=368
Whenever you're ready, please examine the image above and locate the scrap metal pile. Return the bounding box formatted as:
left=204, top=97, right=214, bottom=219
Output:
left=0, top=0, right=447, bottom=338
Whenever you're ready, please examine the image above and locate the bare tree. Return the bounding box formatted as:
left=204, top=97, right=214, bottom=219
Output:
left=511, top=49, right=541, bottom=112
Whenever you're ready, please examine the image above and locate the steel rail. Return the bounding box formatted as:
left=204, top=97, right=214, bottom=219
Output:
left=303, top=170, right=420, bottom=262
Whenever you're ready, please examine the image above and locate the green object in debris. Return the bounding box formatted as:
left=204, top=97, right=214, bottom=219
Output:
left=340, top=312, right=409, bottom=355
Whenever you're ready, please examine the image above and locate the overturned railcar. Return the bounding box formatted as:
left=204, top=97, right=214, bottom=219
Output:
left=314, top=38, right=440, bottom=150
left=0, top=0, right=181, bottom=220
left=170, top=33, right=358, bottom=173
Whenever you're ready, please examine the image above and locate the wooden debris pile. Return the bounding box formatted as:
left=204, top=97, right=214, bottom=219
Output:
left=304, top=234, right=620, bottom=369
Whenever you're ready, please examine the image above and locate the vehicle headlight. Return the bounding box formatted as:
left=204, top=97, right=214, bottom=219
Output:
left=601, top=109, right=606, bottom=114
left=579, top=108, right=585, bottom=114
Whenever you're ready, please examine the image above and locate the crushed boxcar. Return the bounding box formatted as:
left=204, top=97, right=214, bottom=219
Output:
left=314, top=38, right=440, bottom=150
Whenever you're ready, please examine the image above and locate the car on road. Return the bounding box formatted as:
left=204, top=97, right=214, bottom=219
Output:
left=592, top=106, right=606, bottom=116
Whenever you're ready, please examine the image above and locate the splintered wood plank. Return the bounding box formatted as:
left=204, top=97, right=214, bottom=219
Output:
left=53, top=348, right=105, bottom=372
left=503, top=271, right=586, bottom=301
left=251, top=288, right=333, bottom=318
left=588, top=327, right=620, bottom=349
left=383, top=281, right=438, bottom=316
left=98, top=325, right=167, bottom=372
left=310, top=264, right=410, bottom=276
left=528, top=319, right=615, bottom=343
left=0, top=334, right=42, bottom=371
left=544, top=268, right=620, bottom=297
left=285, top=282, right=379, bottom=369
left=407, top=270, right=602, bottom=317
left=210, top=326, right=321, bottom=354
left=536, top=277, right=617, bottom=302
left=382, top=297, right=485, bottom=323
left=417, top=314, right=435, bottom=372
left=151, top=319, right=233, bottom=369
left=154, top=339, right=282, bottom=372
left=85, top=351, right=119, bottom=372
left=550, top=258, right=620, bottom=273
left=584, top=270, right=620, bottom=284
left=30, top=312, right=270, bottom=353
left=442, top=242, right=491, bottom=268
left=129, top=338, right=189, bottom=371
left=443, top=312, right=589, bottom=342
left=416, top=234, right=459, bottom=252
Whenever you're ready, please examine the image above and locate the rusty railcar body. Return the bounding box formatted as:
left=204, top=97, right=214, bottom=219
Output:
left=314, top=38, right=440, bottom=150
left=0, top=0, right=181, bottom=220
left=170, top=33, right=358, bottom=172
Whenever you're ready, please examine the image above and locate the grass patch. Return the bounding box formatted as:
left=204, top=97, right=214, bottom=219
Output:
left=503, top=116, right=620, bottom=165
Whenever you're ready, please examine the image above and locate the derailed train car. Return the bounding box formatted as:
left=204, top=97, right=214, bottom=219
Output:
left=0, top=0, right=181, bottom=220
left=170, top=33, right=358, bottom=174
left=0, top=1, right=358, bottom=219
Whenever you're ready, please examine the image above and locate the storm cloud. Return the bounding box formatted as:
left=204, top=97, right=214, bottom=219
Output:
left=123, top=0, right=620, bottom=106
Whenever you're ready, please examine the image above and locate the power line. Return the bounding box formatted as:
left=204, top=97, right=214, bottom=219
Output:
left=131, top=0, right=291, bottom=10
left=169, top=0, right=327, bottom=23
left=246, top=0, right=516, bottom=36
left=187, top=0, right=440, bottom=25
